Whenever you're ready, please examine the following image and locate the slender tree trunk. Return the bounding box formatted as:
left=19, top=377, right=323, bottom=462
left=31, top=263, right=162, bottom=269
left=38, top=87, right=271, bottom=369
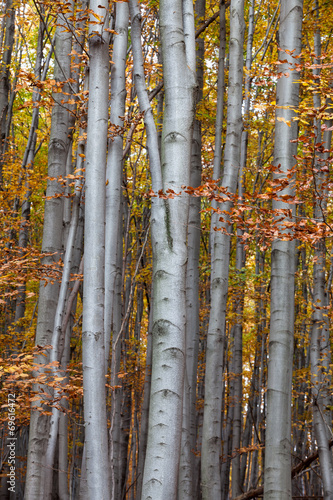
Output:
left=203, top=6, right=226, bottom=496
left=57, top=8, right=87, bottom=496
left=136, top=299, right=153, bottom=500
left=132, top=0, right=196, bottom=497
left=25, top=7, right=72, bottom=498
left=310, top=8, right=333, bottom=495
left=231, top=1, right=254, bottom=494
left=42, top=177, right=82, bottom=499
left=201, top=0, right=244, bottom=497
left=264, top=1, right=303, bottom=498
left=179, top=1, right=205, bottom=498
left=221, top=351, right=234, bottom=500
left=105, top=0, right=128, bottom=372
left=104, top=4, right=129, bottom=498
left=81, top=1, right=110, bottom=497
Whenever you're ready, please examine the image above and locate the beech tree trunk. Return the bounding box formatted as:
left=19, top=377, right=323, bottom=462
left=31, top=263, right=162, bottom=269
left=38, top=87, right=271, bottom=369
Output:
left=81, top=1, right=110, bottom=497
left=139, top=0, right=196, bottom=497
left=105, top=3, right=129, bottom=498
left=25, top=7, right=72, bottom=498
left=201, top=0, right=244, bottom=497
left=310, top=7, right=333, bottom=495
left=264, top=1, right=303, bottom=498
left=178, top=1, right=205, bottom=498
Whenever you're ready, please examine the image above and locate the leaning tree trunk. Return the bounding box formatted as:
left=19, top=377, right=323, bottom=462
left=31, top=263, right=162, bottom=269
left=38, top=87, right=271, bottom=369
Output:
left=81, top=1, right=110, bottom=497
left=25, top=6, right=72, bottom=498
left=201, top=0, right=244, bottom=497
left=264, top=1, right=303, bottom=499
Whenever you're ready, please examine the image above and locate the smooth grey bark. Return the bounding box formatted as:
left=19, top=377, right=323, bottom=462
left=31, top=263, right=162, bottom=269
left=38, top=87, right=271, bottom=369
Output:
left=292, top=247, right=308, bottom=497
left=205, top=9, right=226, bottom=493
left=136, top=300, right=153, bottom=500
left=248, top=245, right=266, bottom=491
left=81, top=1, right=110, bottom=497
left=25, top=7, right=72, bottom=498
left=211, top=0, right=226, bottom=208
left=221, top=349, right=234, bottom=500
left=178, top=1, right=205, bottom=498
left=104, top=3, right=128, bottom=498
left=134, top=0, right=196, bottom=497
left=42, top=175, right=82, bottom=500
left=105, top=0, right=128, bottom=372
left=201, top=0, right=244, bottom=497
left=263, top=1, right=303, bottom=499
left=110, top=212, right=123, bottom=500
left=231, top=1, right=254, bottom=494
left=231, top=258, right=245, bottom=498
left=57, top=9, right=86, bottom=496
left=57, top=325, right=70, bottom=500
left=310, top=10, right=333, bottom=496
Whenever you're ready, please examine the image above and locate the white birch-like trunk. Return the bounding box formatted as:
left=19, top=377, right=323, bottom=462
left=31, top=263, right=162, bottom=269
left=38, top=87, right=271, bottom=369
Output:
left=25, top=8, right=72, bottom=498
left=42, top=179, right=81, bottom=499
left=179, top=0, right=203, bottom=497
left=136, top=300, right=153, bottom=500
left=81, top=1, right=110, bottom=497
left=104, top=4, right=128, bottom=497
left=132, top=0, right=196, bottom=497
left=201, top=0, right=244, bottom=497
left=105, top=0, right=128, bottom=371
left=232, top=0, right=254, bottom=494
left=310, top=10, right=333, bottom=495
left=264, top=1, right=303, bottom=498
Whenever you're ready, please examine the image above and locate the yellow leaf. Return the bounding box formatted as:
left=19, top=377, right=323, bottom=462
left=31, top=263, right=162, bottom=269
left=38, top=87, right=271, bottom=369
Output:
left=277, top=116, right=291, bottom=127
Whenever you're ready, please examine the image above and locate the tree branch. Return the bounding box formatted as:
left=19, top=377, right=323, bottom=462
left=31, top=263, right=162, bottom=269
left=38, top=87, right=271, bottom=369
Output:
left=232, top=440, right=333, bottom=500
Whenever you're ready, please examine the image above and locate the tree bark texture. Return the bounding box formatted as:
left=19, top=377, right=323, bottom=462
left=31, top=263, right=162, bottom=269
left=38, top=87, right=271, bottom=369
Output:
left=25, top=6, right=72, bottom=497
left=81, top=1, right=110, bottom=497
left=140, top=0, right=196, bottom=497
left=201, top=0, right=244, bottom=497
left=264, top=1, right=303, bottom=498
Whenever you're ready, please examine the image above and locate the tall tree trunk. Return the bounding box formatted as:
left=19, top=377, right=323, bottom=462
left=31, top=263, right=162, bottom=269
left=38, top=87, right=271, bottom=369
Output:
left=203, top=6, right=226, bottom=496
left=131, top=0, right=196, bottom=497
left=42, top=176, right=82, bottom=499
left=264, top=1, right=303, bottom=498
left=136, top=298, right=153, bottom=500
left=81, top=1, right=110, bottom=497
left=231, top=1, right=254, bottom=494
left=310, top=6, right=333, bottom=495
left=201, top=0, right=244, bottom=497
left=105, top=0, right=128, bottom=372
left=105, top=3, right=128, bottom=498
left=179, top=1, right=205, bottom=498
left=25, top=7, right=72, bottom=498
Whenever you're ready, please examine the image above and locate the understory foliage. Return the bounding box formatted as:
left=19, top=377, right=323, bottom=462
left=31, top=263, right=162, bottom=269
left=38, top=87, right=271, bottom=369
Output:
left=0, top=0, right=332, bottom=498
